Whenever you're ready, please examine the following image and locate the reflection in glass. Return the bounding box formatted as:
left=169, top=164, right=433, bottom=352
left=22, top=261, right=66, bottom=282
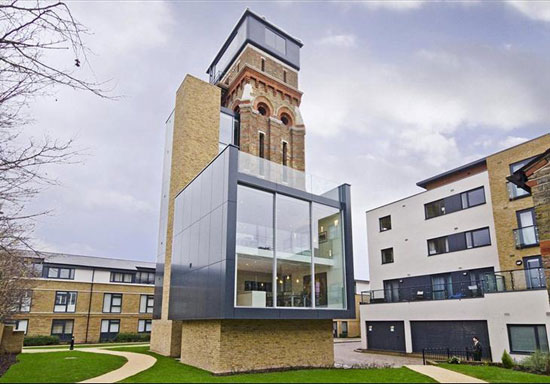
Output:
left=313, top=203, right=345, bottom=308
left=276, top=195, right=312, bottom=307
left=235, top=186, right=274, bottom=307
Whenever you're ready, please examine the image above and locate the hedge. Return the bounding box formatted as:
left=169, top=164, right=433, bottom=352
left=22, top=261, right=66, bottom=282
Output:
left=23, top=335, right=60, bottom=346
left=111, top=333, right=150, bottom=343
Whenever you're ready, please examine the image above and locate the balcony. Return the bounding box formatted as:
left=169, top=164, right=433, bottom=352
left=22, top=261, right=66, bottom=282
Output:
left=507, top=181, right=530, bottom=200
left=514, top=225, right=539, bottom=249
left=361, top=268, right=547, bottom=304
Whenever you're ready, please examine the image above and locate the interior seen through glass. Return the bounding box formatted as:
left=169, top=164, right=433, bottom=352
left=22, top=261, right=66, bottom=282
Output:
left=235, top=185, right=346, bottom=309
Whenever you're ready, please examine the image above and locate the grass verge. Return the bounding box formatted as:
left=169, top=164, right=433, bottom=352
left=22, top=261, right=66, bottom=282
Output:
left=115, top=347, right=436, bottom=383
left=0, top=351, right=127, bottom=383
left=441, top=363, right=550, bottom=383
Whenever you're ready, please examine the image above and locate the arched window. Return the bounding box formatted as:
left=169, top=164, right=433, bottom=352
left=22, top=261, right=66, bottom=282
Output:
left=280, top=113, right=292, bottom=126
left=257, top=102, right=269, bottom=116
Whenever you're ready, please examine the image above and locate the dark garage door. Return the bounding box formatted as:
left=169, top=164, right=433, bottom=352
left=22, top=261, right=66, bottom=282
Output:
left=366, top=321, right=406, bottom=352
left=411, top=320, right=491, bottom=358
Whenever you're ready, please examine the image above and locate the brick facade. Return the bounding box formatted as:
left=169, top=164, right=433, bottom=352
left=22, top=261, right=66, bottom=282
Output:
left=486, top=134, right=550, bottom=271
left=180, top=319, right=334, bottom=374
left=11, top=279, right=154, bottom=343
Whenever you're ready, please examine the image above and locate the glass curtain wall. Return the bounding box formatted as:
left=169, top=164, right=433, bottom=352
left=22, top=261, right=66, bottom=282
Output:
left=235, top=185, right=346, bottom=309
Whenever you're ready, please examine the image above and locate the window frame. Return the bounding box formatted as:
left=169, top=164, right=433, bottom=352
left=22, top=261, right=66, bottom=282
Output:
left=427, top=236, right=449, bottom=256
left=381, top=247, right=394, bottom=264
left=139, top=295, right=154, bottom=314
left=425, top=186, right=486, bottom=220
left=507, top=324, right=549, bottom=354
left=103, top=293, right=123, bottom=313
left=135, top=271, right=155, bottom=285
left=138, top=319, right=152, bottom=333
left=465, top=227, right=491, bottom=249
left=53, top=291, right=77, bottom=313
left=16, top=292, right=32, bottom=313
left=43, top=266, right=75, bottom=280
left=110, top=272, right=135, bottom=284
left=508, top=157, right=536, bottom=201
left=379, top=215, right=392, bottom=232
left=51, top=319, right=74, bottom=338
left=15, top=319, right=28, bottom=335
left=460, top=186, right=486, bottom=209
left=100, top=319, right=120, bottom=334
left=259, top=132, right=265, bottom=158
left=428, top=227, right=491, bottom=256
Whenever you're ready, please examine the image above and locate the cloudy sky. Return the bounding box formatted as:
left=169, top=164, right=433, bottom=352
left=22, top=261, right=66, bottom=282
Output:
left=27, top=1, right=550, bottom=280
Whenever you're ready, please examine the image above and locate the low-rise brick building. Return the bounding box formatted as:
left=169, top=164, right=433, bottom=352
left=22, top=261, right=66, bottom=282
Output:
left=11, top=252, right=155, bottom=344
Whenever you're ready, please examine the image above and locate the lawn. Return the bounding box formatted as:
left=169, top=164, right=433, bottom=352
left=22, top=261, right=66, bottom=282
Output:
left=0, top=351, right=127, bottom=383
left=441, top=363, right=550, bottom=383
left=23, top=341, right=149, bottom=350
left=115, top=347, right=436, bottom=383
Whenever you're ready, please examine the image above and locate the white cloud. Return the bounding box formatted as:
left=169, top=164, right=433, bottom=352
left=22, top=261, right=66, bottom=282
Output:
left=316, top=33, right=357, bottom=47
left=363, top=0, right=427, bottom=11
left=506, top=1, right=550, bottom=22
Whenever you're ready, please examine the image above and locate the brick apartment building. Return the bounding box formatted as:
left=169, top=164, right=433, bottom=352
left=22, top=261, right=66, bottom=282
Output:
left=11, top=252, right=155, bottom=343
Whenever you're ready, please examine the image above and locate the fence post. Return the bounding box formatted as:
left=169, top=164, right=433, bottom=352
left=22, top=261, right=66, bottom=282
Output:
left=422, top=349, right=425, bottom=365
left=447, top=348, right=450, bottom=360
left=466, top=347, right=470, bottom=361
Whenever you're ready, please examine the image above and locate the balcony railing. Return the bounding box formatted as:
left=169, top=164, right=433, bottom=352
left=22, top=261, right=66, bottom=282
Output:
left=362, top=267, right=548, bottom=305
left=514, top=225, right=539, bottom=249
left=238, top=151, right=340, bottom=200
left=507, top=181, right=530, bottom=200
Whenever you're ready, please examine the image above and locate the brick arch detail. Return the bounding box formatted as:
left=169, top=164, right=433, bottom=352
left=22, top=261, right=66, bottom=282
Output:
left=276, top=106, right=295, bottom=126
left=253, top=96, right=274, bottom=116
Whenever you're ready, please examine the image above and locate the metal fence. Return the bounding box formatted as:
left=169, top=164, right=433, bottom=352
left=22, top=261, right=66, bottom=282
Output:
left=422, top=348, right=490, bottom=365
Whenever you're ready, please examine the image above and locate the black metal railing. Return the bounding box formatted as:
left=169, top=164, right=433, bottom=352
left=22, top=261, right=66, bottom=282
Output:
left=514, top=225, right=539, bottom=249
left=422, top=348, right=490, bottom=365
left=364, top=267, right=548, bottom=304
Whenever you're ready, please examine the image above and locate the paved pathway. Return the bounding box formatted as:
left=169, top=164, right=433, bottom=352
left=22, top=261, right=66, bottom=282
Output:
left=22, top=344, right=156, bottom=382
left=334, top=341, right=423, bottom=367
left=405, top=365, right=486, bottom=383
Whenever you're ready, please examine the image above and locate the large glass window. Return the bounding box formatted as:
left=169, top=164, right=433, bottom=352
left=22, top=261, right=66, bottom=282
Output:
left=312, top=203, right=345, bottom=309
left=466, top=228, right=491, bottom=248
left=110, top=272, right=134, bottom=283
left=425, top=199, right=445, bottom=219
left=379, top=215, right=392, bottom=231
left=235, top=185, right=346, bottom=310
left=51, top=319, right=73, bottom=341
left=54, top=291, right=77, bottom=313
left=508, top=325, right=549, bottom=354
left=103, top=293, right=122, bottom=313
left=381, top=248, right=394, bottom=264
left=236, top=186, right=274, bottom=308
left=44, top=266, right=74, bottom=280
left=461, top=187, right=485, bottom=209
left=509, top=158, right=535, bottom=200
left=428, top=236, right=449, bottom=255
left=139, top=295, right=154, bottom=313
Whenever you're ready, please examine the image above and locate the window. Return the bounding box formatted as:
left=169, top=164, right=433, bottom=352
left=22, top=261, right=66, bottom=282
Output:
left=103, top=293, right=122, bottom=313
left=425, top=199, right=446, bottom=219
left=100, top=319, right=120, bottom=342
left=51, top=319, right=74, bottom=341
left=15, top=292, right=31, bottom=313
left=136, top=271, right=155, bottom=284
left=15, top=319, right=28, bottom=335
left=282, top=141, right=288, bottom=167
left=379, top=215, right=392, bottom=232
left=110, top=272, right=134, bottom=283
left=138, top=319, right=152, bottom=333
left=140, top=295, right=154, bottom=314
left=280, top=113, right=291, bottom=126
left=428, top=236, right=449, bottom=255
left=283, top=69, right=287, bottom=83
left=54, top=291, right=77, bottom=312
left=461, top=187, right=485, bottom=209
left=381, top=248, right=394, bottom=264
left=516, top=208, right=538, bottom=248
left=261, top=58, right=265, bottom=72
left=465, top=228, right=491, bottom=248
left=259, top=132, right=265, bottom=158
left=43, top=266, right=74, bottom=280
left=508, top=325, right=549, bottom=354
left=265, top=28, right=286, bottom=54
left=509, top=158, right=536, bottom=200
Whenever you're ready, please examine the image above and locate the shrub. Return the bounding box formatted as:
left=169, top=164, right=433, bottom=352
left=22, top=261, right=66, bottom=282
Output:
left=448, top=356, right=461, bottom=364
left=501, top=350, right=515, bottom=369
left=23, top=335, right=60, bottom=346
left=112, top=333, right=150, bottom=343
left=521, top=350, right=550, bottom=374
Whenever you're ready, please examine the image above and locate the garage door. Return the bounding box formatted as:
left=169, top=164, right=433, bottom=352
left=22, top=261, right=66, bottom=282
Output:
left=411, top=320, right=491, bottom=358
left=366, top=321, right=406, bottom=352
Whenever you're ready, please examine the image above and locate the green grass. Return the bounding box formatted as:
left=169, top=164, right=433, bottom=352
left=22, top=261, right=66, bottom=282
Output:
left=441, top=363, right=550, bottom=383
left=23, top=341, right=149, bottom=350
left=116, top=347, right=436, bottom=383
left=0, top=351, right=127, bottom=383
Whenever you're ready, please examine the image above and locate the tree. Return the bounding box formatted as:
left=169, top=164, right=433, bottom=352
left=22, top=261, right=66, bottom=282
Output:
left=0, top=0, right=108, bottom=323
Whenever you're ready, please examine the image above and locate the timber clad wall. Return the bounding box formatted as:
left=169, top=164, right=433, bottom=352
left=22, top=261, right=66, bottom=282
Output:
left=12, top=277, right=154, bottom=344
left=486, top=134, right=550, bottom=271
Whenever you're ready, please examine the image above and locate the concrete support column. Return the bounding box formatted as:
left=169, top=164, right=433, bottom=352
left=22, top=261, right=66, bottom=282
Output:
left=404, top=320, right=413, bottom=353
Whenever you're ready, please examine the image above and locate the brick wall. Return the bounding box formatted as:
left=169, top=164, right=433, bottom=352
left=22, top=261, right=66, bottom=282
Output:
left=486, top=134, right=550, bottom=271
left=180, top=319, right=334, bottom=374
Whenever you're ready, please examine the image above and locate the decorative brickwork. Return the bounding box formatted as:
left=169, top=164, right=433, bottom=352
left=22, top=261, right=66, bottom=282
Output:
left=180, top=319, right=334, bottom=374
left=486, top=134, right=550, bottom=271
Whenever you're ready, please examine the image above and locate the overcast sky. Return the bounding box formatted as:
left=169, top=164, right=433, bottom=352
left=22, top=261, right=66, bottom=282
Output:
left=26, top=1, right=550, bottom=280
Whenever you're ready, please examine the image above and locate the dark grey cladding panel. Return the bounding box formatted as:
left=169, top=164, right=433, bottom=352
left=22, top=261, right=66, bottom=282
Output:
left=153, top=261, right=163, bottom=319
left=339, top=184, right=356, bottom=320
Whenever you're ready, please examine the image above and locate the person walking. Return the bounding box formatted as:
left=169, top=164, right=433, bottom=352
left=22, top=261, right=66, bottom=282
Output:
left=472, top=336, right=483, bottom=361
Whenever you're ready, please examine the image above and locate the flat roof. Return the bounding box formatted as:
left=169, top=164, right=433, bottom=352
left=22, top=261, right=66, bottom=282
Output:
left=416, top=157, right=486, bottom=189
left=206, top=8, right=303, bottom=73
left=23, top=250, right=155, bottom=271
